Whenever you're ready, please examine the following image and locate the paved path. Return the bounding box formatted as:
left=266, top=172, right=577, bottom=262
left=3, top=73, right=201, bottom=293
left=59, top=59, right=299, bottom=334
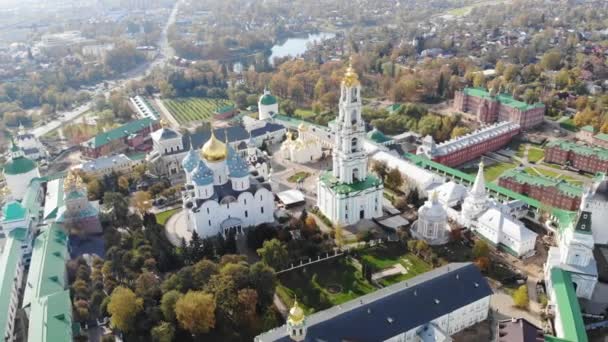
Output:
left=154, top=96, right=180, bottom=127
left=490, top=290, right=542, bottom=327
left=372, top=263, right=407, bottom=281
left=165, top=209, right=191, bottom=246
left=274, top=294, right=288, bottom=318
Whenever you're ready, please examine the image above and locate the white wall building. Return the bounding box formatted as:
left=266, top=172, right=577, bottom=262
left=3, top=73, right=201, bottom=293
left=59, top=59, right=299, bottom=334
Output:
left=579, top=174, right=608, bottom=245
left=0, top=228, right=27, bottom=342
left=181, top=131, right=275, bottom=238
left=317, top=64, right=383, bottom=226
left=256, top=263, right=492, bottom=342
left=412, top=192, right=450, bottom=245
left=3, top=142, right=40, bottom=201
left=279, top=123, right=323, bottom=164
left=78, top=153, right=143, bottom=178
left=258, top=89, right=279, bottom=121
left=15, top=125, right=47, bottom=161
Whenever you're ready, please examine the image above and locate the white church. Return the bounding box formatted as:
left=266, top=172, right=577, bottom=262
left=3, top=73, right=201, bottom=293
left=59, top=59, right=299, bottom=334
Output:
left=3, top=140, right=40, bottom=201
left=181, top=130, right=275, bottom=238
left=412, top=191, right=450, bottom=245
left=316, top=63, right=384, bottom=226
left=279, top=123, right=323, bottom=164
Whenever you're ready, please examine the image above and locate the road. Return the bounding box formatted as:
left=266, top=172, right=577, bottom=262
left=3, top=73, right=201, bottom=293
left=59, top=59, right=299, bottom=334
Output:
left=32, top=0, right=183, bottom=138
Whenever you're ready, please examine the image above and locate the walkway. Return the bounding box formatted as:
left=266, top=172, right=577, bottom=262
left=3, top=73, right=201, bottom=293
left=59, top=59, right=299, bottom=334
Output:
left=165, top=209, right=192, bottom=246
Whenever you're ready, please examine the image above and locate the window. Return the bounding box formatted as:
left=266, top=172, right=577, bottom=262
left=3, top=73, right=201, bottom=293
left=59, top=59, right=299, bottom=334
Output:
left=245, top=210, right=248, bottom=218
left=207, top=208, right=210, bottom=214
left=261, top=207, right=264, bottom=214
left=208, top=220, right=211, bottom=226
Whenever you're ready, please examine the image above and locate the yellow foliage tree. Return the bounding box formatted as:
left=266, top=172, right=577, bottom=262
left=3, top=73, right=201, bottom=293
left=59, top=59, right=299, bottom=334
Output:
left=107, top=287, right=144, bottom=333
left=175, top=291, right=216, bottom=335
left=131, top=191, right=152, bottom=217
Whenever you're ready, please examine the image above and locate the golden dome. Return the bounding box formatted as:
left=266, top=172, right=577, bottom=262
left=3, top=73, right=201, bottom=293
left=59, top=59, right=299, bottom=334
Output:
left=201, top=130, right=228, bottom=162
left=287, top=299, right=305, bottom=325
left=298, top=122, right=308, bottom=132
left=64, top=170, right=84, bottom=192
left=343, top=59, right=360, bottom=87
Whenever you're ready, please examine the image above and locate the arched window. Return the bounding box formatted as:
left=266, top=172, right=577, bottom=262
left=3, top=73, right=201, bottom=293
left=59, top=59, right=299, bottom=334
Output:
left=351, top=137, right=358, bottom=152
left=353, top=168, right=359, bottom=182
left=351, top=110, right=357, bottom=125
left=351, top=88, right=357, bottom=102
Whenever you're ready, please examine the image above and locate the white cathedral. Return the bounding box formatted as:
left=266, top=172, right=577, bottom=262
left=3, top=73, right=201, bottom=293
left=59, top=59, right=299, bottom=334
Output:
left=181, top=131, right=275, bottom=238
left=279, top=123, right=323, bottom=164
left=317, top=63, right=384, bottom=226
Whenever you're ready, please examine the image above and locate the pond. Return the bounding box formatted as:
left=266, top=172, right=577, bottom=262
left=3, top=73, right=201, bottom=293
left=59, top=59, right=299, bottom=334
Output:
left=269, top=32, right=335, bottom=64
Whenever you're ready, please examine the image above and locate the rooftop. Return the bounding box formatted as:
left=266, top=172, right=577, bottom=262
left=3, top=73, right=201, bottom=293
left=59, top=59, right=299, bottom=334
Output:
left=550, top=268, right=588, bottom=342
left=497, top=318, right=544, bottom=342
left=463, top=87, right=545, bottom=111
left=319, top=171, right=382, bottom=195
left=499, top=169, right=583, bottom=198
left=0, top=228, right=27, bottom=340
left=22, top=224, right=69, bottom=309
left=255, top=263, right=492, bottom=341
left=27, top=290, right=72, bottom=342
left=431, top=121, right=520, bottom=157
left=546, top=140, right=608, bottom=161
left=3, top=155, right=37, bottom=175
left=2, top=201, right=27, bottom=222
left=84, top=117, right=156, bottom=149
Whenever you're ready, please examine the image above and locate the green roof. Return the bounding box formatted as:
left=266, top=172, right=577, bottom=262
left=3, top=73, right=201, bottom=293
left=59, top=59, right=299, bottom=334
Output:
left=3, top=156, right=37, bottom=175
left=0, top=228, right=28, bottom=339
left=545, top=336, right=573, bottom=342
left=367, top=128, right=392, bottom=144
left=546, top=140, right=608, bottom=161
left=319, top=171, right=382, bottom=195
left=594, top=133, right=608, bottom=142
left=86, top=117, right=156, bottom=149
left=499, top=169, right=583, bottom=198
left=27, top=290, right=72, bottom=342
left=404, top=153, right=578, bottom=230
left=215, top=105, right=236, bottom=114
left=260, top=94, right=277, bottom=105
left=550, top=268, right=588, bottom=342
left=22, top=224, right=68, bottom=309
left=574, top=211, right=592, bottom=235
left=581, top=125, right=595, bottom=133
left=22, top=178, right=43, bottom=214
left=463, top=87, right=545, bottom=111
left=2, top=201, right=27, bottom=222
left=274, top=114, right=328, bottom=131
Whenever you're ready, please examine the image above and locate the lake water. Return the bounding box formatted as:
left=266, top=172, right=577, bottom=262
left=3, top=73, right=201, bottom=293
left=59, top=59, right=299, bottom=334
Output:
left=269, top=32, right=336, bottom=63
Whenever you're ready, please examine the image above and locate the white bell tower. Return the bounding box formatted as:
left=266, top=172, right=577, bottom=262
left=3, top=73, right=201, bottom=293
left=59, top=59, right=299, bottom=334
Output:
left=332, top=61, right=368, bottom=184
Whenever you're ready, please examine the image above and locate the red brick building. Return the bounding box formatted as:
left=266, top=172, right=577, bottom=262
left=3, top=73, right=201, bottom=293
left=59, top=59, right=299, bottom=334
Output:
left=81, top=118, right=159, bottom=159
left=498, top=169, right=583, bottom=211
left=454, top=88, right=545, bottom=129
left=214, top=105, right=238, bottom=120
left=416, top=121, right=520, bottom=167
left=544, top=139, right=608, bottom=174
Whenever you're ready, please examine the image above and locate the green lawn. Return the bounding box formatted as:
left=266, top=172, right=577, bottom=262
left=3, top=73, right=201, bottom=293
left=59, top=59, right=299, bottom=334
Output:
left=295, top=108, right=316, bottom=119
left=559, top=118, right=578, bottom=132
left=163, top=97, right=234, bottom=124
left=277, top=257, right=376, bottom=313
left=462, top=162, right=517, bottom=182
left=523, top=167, right=585, bottom=184
left=527, top=148, right=545, bottom=163
left=155, top=208, right=180, bottom=225
left=287, top=171, right=311, bottom=183
left=359, top=244, right=432, bottom=287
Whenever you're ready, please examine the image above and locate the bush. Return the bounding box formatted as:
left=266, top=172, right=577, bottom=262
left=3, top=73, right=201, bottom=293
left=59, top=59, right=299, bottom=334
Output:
left=512, top=285, right=530, bottom=309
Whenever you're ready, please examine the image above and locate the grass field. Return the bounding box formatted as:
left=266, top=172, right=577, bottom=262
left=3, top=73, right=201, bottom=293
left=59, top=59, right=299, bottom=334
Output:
left=527, top=148, right=545, bottom=163
left=359, top=244, right=432, bottom=287
left=155, top=208, right=180, bottom=225
left=523, top=167, right=584, bottom=184
left=463, top=162, right=517, bottom=182
left=277, top=257, right=376, bottom=313
left=287, top=171, right=311, bottom=183
left=559, top=118, right=578, bottom=132
left=163, top=97, right=234, bottom=124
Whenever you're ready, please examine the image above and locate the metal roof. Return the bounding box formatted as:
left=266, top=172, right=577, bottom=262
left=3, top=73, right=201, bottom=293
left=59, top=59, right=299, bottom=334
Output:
left=27, top=290, right=72, bottom=342
left=0, top=228, right=27, bottom=340
left=256, top=263, right=492, bottom=341
left=550, top=268, right=588, bottom=342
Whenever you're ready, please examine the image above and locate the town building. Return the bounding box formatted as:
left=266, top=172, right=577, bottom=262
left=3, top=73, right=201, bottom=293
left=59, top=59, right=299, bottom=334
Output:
left=78, top=153, right=145, bottom=178
left=15, top=125, right=47, bottom=161
left=244, top=138, right=272, bottom=181
left=55, top=171, right=102, bottom=235
left=255, top=262, right=492, bottom=342
left=129, top=96, right=160, bottom=120
left=3, top=141, right=40, bottom=201
left=544, top=209, right=597, bottom=301
left=462, top=162, right=538, bottom=257
left=181, top=131, right=275, bottom=238
left=258, top=89, right=279, bottom=121
left=544, top=140, right=608, bottom=174
left=454, top=87, right=545, bottom=129
left=317, top=64, right=383, bottom=226
left=579, top=125, right=608, bottom=150
left=498, top=169, right=583, bottom=211
left=496, top=318, right=544, bottom=342
left=0, top=228, right=28, bottom=342
left=214, top=105, right=238, bottom=120
left=417, top=121, right=520, bottom=167
left=279, top=123, right=323, bottom=164
left=412, top=191, right=450, bottom=245
left=147, top=121, right=285, bottom=180
left=81, top=118, right=160, bottom=159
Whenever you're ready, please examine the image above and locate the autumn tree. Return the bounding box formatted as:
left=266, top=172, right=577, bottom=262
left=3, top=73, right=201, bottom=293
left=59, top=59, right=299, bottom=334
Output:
left=512, top=285, right=530, bottom=309
left=175, top=291, right=216, bottom=335
left=131, top=191, right=152, bottom=217
left=160, top=290, right=182, bottom=322
left=372, top=160, right=389, bottom=181
left=107, top=287, right=144, bottom=333
left=475, top=256, right=490, bottom=272
left=151, top=322, right=175, bottom=342
left=256, top=239, right=288, bottom=270
left=335, top=224, right=345, bottom=248
left=472, top=240, right=490, bottom=259
left=385, top=167, right=404, bottom=190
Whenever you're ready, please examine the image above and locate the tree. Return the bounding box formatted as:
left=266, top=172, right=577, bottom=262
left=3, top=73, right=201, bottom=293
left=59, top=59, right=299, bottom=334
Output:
left=540, top=50, right=562, bottom=71
left=335, top=224, right=344, bottom=248
left=512, top=285, right=530, bottom=309
left=473, top=73, right=486, bottom=88
left=151, top=322, right=175, bottom=342
left=385, top=168, right=404, bottom=190
left=472, top=240, right=490, bottom=259
left=474, top=256, right=490, bottom=272
left=415, top=240, right=429, bottom=256
left=175, top=291, right=216, bottom=335
left=131, top=191, right=152, bottom=217
left=371, top=160, right=389, bottom=181
left=407, top=239, right=417, bottom=253
left=103, top=192, right=129, bottom=226
left=257, top=239, right=288, bottom=270
left=107, top=287, right=143, bottom=333
left=451, top=126, right=470, bottom=139
left=118, top=176, right=130, bottom=193
left=280, top=99, right=296, bottom=116
left=160, top=290, right=182, bottom=322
